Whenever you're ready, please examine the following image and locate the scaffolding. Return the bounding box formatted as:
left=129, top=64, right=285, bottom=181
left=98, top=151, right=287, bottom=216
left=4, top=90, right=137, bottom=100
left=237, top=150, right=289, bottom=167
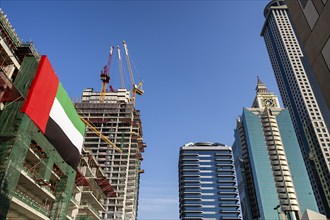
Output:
left=0, top=9, right=39, bottom=110
left=0, top=57, right=76, bottom=220
left=67, top=149, right=116, bottom=220
left=0, top=9, right=22, bottom=50
left=0, top=10, right=118, bottom=220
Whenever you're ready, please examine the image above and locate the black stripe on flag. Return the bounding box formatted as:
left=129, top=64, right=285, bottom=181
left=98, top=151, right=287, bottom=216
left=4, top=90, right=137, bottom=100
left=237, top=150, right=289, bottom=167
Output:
left=45, top=117, right=81, bottom=169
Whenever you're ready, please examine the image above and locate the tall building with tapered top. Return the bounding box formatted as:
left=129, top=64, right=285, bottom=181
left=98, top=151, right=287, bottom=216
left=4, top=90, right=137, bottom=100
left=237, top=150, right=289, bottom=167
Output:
left=232, top=79, right=319, bottom=220
left=284, top=0, right=330, bottom=114
left=178, top=142, right=242, bottom=220
left=75, top=88, right=146, bottom=220
left=261, top=0, right=330, bottom=217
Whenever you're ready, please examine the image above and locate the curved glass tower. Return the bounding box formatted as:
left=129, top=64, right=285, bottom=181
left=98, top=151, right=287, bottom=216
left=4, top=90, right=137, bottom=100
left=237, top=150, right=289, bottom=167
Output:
left=178, top=142, right=242, bottom=220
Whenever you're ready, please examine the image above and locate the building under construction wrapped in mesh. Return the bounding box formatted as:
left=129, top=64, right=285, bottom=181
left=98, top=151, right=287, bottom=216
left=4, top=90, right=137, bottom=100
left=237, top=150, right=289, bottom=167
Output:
left=0, top=9, right=116, bottom=220
left=0, top=8, right=77, bottom=219
left=0, top=55, right=77, bottom=219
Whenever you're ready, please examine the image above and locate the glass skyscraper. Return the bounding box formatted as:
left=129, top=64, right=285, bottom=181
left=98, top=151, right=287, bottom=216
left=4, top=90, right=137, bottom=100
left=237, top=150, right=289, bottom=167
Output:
left=178, top=142, right=242, bottom=220
left=232, top=79, right=319, bottom=220
left=261, top=0, right=330, bottom=216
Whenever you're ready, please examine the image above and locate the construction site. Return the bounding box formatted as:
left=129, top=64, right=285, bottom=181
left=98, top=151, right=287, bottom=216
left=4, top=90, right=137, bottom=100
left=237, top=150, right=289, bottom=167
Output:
left=0, top=8, right=146, bottom=220
left=74, top=41, right=146, bottom=219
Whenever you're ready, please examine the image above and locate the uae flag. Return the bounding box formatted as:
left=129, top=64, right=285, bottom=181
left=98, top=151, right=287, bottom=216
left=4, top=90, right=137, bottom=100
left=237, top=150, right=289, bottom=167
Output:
left=21, top=55, right=85, bottom=169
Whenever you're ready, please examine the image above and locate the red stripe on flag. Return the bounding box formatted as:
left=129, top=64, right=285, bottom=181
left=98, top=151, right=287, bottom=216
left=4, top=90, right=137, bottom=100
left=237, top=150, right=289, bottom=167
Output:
left=21, top=55, right=59, bottom=133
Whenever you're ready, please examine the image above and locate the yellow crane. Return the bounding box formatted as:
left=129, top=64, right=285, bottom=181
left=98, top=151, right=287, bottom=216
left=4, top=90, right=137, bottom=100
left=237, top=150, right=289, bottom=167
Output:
left=79, top=115, right=122, bottom=153
left=122, top=41, right=144, bottom=103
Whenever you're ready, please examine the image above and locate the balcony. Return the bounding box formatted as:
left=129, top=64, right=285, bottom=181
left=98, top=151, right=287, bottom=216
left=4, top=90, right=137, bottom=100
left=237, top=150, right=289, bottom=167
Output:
left=7, top=189, right=51, bottom=220
left=219, top=191, right=238, bottom=195
left=182, top=210, right=202, bottom=213
left=184, top=206, right=203, bottom=211
left=219, top=197, right=239, bottom=201
left=220, top=209, right=241, bottom=214
left=275, top=176, right=284, bottom=182
left=222, top=217, right=241, bottom=220
left=19, top=169, right=56, bottom=200
left=217, top=178, right=235, bottom=183
left=81, top=189, right=105, bottom=211
left=271, top=160, right=280, bottom=165
left=78, top=203, right=102, bottom=220
left=217, top=173, right=235, bottom=177
left=180, top=197, right=202, bottom=201
left=281, top=171, right=291, bottom=176
left=67, top=196, right=79, bottom=213
left=220, top=203, right=240, bottom=207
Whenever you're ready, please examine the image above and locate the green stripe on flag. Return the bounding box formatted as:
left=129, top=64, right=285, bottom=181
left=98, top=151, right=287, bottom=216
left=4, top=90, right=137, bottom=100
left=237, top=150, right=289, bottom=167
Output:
left=56, top=83, right=85, bottom=136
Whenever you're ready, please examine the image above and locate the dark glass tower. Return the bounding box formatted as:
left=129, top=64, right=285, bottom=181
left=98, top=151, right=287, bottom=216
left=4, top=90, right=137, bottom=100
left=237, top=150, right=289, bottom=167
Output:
left=261, top=0, right=330, bottom=216
left=178, top=142, right=242, bottom=220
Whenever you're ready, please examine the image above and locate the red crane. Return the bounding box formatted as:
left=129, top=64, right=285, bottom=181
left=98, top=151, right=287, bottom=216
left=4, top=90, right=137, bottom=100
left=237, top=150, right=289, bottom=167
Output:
left=100, top=46, right=114, bottom=101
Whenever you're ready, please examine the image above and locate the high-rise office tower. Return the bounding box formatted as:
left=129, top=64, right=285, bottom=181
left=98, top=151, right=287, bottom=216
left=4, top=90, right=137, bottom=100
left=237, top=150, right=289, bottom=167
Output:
left=232, top=79, right=319, bottom=220
left=284, top=0, right=330, bottom=113
left=75, top=88, right=146, bottom=220
left=178, top=142, right=242, bottom=220
left=261, top=0, right=330, bottom=216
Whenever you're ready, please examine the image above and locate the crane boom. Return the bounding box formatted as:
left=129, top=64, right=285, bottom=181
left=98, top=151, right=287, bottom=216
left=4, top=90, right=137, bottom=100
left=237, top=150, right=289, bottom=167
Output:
left=123, top=41, right=135, bottom=86
left=79, top=116, right=122, bottom=153
left=122, top=41, right=144, bottom=103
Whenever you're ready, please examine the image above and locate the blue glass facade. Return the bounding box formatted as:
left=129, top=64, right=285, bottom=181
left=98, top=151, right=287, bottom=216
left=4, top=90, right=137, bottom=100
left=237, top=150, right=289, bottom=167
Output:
left=232, top=137, right=254, bottom=220
left=233, top=80, right=319, bottom=219
left=241, top=109, right=280, bottom=220
left=276, top=110, right=319, bottom=212
left=179, top=142, right=242, bottom=220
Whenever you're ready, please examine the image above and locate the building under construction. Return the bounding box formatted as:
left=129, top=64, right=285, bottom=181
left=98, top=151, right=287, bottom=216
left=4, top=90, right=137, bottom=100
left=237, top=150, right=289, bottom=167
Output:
left=74, top=42, right=146, bottom=220
left=75, top=88, right=146, bottom=220
left=69, top=148, right=116, bottom=220
left=0, top=10, right=77, bottom=217
left=0, top=9, right=116, bottom=220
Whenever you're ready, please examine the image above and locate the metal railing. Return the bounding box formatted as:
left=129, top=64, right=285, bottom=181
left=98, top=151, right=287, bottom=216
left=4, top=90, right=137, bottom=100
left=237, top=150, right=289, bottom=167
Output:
left=13, top=189, right=50, bottom=217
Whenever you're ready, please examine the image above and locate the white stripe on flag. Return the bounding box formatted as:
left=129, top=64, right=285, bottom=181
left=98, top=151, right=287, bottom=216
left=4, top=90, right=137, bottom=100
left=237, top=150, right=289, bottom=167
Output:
left=49, top=98, right=84, bottom=153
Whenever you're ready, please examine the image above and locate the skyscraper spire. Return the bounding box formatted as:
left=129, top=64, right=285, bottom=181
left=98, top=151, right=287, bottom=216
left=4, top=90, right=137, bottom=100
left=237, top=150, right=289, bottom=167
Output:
left=251, top=77, right=278, bottom=108
left=257, top=75, right=263, bottom=84
left=255, top=76, right=270, bottom=94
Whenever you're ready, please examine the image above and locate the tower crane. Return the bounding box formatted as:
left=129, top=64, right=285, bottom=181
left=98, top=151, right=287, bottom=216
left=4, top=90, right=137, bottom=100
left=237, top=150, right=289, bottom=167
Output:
left=122, top=41, right=144, bottom=103
left=100, top=46, right=114, bottom=101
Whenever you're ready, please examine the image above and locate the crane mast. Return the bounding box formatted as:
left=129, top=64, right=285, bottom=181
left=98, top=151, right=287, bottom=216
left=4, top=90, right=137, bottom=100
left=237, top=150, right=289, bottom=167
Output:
left=123, top=41, right=135, bottom=87
left=117, top=46, right=125, bottom=89
left=99, top=42, right=143, bottom=104
left=100, top=46, right=114, bottom=101
left=122, top=41, right=144, bottom=103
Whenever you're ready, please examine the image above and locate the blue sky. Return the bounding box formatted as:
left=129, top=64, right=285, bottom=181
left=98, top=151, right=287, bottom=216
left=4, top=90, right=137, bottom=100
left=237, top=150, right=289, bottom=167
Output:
left=1, top=0, right=280, bottom=219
